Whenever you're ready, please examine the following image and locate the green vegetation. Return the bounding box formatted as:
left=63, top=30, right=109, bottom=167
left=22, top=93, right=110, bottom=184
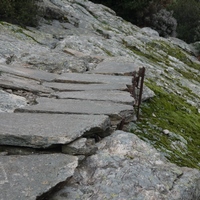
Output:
left=90, top=0, right=200, bottom=43
left=147, top=40, right=200, bottom=70
left=91, top=0, right=171, bottom=27
left=13, top=28, right=42, bottom=44
left=169, top=0, right=200, bottom=43
left=175, top=68, right=200, bottom=83
left=123, top=40, right=163, bottom=64
left=130, top=81, right=200, bottom=169
left=125, top=38, right=200, bottom=73
left=0, top=0, right=39, bottom=27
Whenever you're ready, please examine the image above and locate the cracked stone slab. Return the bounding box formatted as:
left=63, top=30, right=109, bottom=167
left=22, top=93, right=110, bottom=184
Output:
left=0, top=75, right=53, bottom=93
left=15, top=97, right=134, bottom=121
left=0, top=64, right=58, bottom=82
left=55, top=72, right=132, bottom=85
left=0, top=113, right=110, bottom=148
left=54, top=90, right=133, bottom=104
left=42, top=82, right=128, bottom=91
left=0, top=154, right=78, bottom=200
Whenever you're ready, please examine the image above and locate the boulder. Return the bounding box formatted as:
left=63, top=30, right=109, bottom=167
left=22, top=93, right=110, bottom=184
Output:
left=141, top=27, right=160, bottom=37
left=50, top=131, right=200, bottom=200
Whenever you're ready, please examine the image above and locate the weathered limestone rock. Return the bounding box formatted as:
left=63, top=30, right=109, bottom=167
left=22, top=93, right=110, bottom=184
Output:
left=0, top=90, right=27, bottom=112
left=0, top=154, right=78, bottom=200
left=50, top=131, right=200, bottom=200
left=0, top=113, right=110, bottom=148
left=62, top=138, right=97, bottom=156
left=15, top=97, right=134, bottom=123
left=0, top=23, right=76, bottom=73
left=54, top=90, right=134, bottom=104
left=141, top=27, right=160, bottom=37
left=141, top=85, right=155, bottom=101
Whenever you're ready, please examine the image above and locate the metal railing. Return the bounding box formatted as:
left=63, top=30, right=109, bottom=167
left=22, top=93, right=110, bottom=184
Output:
left=129, top=67, right=145, bottom=120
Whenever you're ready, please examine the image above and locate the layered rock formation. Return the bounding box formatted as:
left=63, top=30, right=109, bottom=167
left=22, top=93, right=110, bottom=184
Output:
left=0, top=0, right=200, bottom=199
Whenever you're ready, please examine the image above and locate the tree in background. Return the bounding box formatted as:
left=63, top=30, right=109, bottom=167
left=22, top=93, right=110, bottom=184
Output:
left=91, top=0, right=176, bottom=37
left=169, top=0, right=200, bottom=43
left=143, top=1, right=177, bottom=37
left=91, top=0, right=200, bottom=43
left=149, top=9, right=177, bottom=37
left=1, top=0, right=200, bottom=43
left=0, top=0, right=39, bottom=27
left=92, top=0, right=169, bottom=26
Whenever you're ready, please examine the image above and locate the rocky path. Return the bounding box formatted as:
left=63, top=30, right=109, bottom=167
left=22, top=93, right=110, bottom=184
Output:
left=0, top=63, right=144, bottom=200
left=1, top=64, right=199, bottom=200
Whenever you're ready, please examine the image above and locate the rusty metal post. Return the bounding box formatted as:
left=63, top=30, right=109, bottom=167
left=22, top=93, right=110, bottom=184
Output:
left=130, top=67, right=145, bottom=120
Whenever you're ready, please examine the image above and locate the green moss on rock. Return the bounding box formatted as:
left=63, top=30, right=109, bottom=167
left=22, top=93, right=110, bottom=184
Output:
left=130, top=81, right=200, bottom=169
left=147, top=40, right=200, bottom=70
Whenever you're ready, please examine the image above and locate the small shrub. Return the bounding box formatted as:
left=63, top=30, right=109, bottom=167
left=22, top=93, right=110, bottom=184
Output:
left=149, top=9, right=177, bottom=37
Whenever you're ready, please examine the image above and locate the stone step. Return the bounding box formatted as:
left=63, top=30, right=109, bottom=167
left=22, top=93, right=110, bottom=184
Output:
left=89, top=58, right=139, bottom=75
left=0, top=74, right=53, bottom=93
left=0, top=113, right=110, bottom=148
left=0, top=154, right=78, bottom=200
left=42, top=82, right=127, bottom=91
left=0, top=64, right=58, bottom=82
left=55, top=72, right=132, bottom=84
left=15, top=97, right=134, bottom=122
left=53, top=90, right=134, bottom=104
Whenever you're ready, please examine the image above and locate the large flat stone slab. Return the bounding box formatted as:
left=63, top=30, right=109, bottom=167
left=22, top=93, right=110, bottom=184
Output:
left=0, top=74, right=53, bottom=93
left=55, top=72, right=131, bottom=85
left=15, top=97, right=134, bottom=120
left=0, top=64, right=58, bottom=82
left=0, top=154, right=78, bottom=200
left=43, top=82, right=127, bottom=91
left=54, top=90, right=133, bottom=104
left=90, top=59, right=139, bottom=75
left=0, top=113, right=110, bottom=148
